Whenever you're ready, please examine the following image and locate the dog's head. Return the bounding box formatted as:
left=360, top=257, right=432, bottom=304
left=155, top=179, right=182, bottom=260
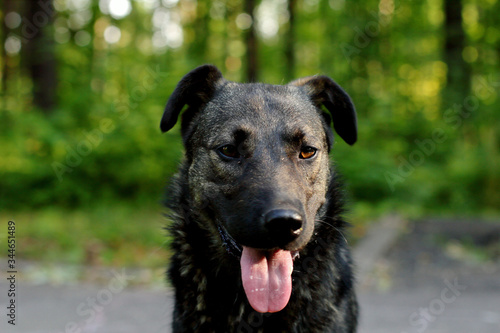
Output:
left=161, top=65, right=357, bottom=313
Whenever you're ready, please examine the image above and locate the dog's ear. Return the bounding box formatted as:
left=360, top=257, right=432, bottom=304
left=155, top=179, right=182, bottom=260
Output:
left=290, top=76, right=357, bottom=145
left=160, top=64, right=224, bottom=133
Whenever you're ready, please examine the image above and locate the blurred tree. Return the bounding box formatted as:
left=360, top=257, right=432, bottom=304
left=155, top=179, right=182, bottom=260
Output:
left=23, top=0, right=57, bottom=112
left=188, top=0, right=209, bottom=64
left=89, top=1, right=104, bottom=100
left=1, top=0, right=13, bottom=94
left=244, top=0, right=258, bottom=82
left=443, top=0, right=470, bottom=109
left=284, top=0, right=296, bottom=81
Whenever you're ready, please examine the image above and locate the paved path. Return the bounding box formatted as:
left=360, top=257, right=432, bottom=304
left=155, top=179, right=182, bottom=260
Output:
left=1, top=217, right=499, bottom=333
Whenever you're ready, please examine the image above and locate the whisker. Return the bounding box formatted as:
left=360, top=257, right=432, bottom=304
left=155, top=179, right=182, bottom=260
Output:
left=315, top=219, right=349, bottom=245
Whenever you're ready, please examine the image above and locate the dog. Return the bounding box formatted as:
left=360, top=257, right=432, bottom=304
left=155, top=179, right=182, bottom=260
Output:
left=161, top=65, right=358, bottom=332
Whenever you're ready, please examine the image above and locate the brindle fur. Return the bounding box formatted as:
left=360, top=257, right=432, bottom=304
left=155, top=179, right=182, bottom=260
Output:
left=161, top=65, right=358, bottom=332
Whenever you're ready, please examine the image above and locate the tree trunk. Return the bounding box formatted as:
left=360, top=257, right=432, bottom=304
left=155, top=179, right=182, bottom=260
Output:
left=1, top=0, right=15, bottom=95
left=443, top=0, right=470, bottom=109
left=24, top=0, right=58, bottom=112
left=245, top=0, right=258, bottom=82
left=284, top=0, right=296, bottom=81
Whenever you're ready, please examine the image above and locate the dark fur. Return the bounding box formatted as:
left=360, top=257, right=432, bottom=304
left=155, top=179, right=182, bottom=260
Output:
left=161, top=65, right=358, bottom=332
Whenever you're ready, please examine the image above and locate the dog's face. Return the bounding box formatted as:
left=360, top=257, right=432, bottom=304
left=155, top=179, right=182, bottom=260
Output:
left=185, top=83, right=333, bottom=252
left=161, top=65, right=357, bottom=313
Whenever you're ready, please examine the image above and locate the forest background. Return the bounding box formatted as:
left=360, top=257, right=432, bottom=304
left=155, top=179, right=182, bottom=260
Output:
left=1, top=0, right=499, bottom=268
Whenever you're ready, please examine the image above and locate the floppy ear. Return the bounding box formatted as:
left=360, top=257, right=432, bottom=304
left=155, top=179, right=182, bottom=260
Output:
left=289, top=76, right=357, bottom=145
left=160, top=64, right=224, bottom=134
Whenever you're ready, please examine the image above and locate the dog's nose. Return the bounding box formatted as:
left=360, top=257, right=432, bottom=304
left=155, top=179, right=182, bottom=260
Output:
left=264, top=209, right=303, bottom=244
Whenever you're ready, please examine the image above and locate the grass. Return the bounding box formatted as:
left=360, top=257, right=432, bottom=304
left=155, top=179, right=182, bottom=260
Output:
left=1, top=203, right=169, bottom=269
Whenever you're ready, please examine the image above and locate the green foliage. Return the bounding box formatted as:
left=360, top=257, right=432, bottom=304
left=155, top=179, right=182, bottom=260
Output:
left=1, top=0, right=499, bottom=217
left=0, top=204, right=167, bottom=267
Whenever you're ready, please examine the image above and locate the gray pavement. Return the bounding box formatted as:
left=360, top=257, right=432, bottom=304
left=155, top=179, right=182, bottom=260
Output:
left=1, top=282, right=172, bottom=333
left=1, top=217, right=499, bottom=333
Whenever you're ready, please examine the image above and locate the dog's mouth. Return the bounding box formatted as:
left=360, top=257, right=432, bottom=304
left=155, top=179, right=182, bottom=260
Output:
left=241, top=247, right=295, bottom=313
left=217, top=223, right=299, bottom=313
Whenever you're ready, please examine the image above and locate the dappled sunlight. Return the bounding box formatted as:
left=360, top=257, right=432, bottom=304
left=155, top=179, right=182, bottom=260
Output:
left=256, top=0, right=288, bottom=41
left=103, top=25, right=121, bottom=44
left=100, top=0, right=132, bottom=19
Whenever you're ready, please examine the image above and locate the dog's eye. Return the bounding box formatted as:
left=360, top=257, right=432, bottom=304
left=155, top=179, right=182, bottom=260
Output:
left=299, top=147, right=317, bottom=159
left=218, top=145, right=240, bottom=159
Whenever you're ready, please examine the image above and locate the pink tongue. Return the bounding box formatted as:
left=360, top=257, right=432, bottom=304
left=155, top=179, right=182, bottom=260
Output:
left=241, top=246, right=293, bottom=313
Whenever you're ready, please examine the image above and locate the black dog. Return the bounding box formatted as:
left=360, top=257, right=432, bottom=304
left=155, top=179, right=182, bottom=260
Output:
left=161, top=65, right=358, bottom=332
